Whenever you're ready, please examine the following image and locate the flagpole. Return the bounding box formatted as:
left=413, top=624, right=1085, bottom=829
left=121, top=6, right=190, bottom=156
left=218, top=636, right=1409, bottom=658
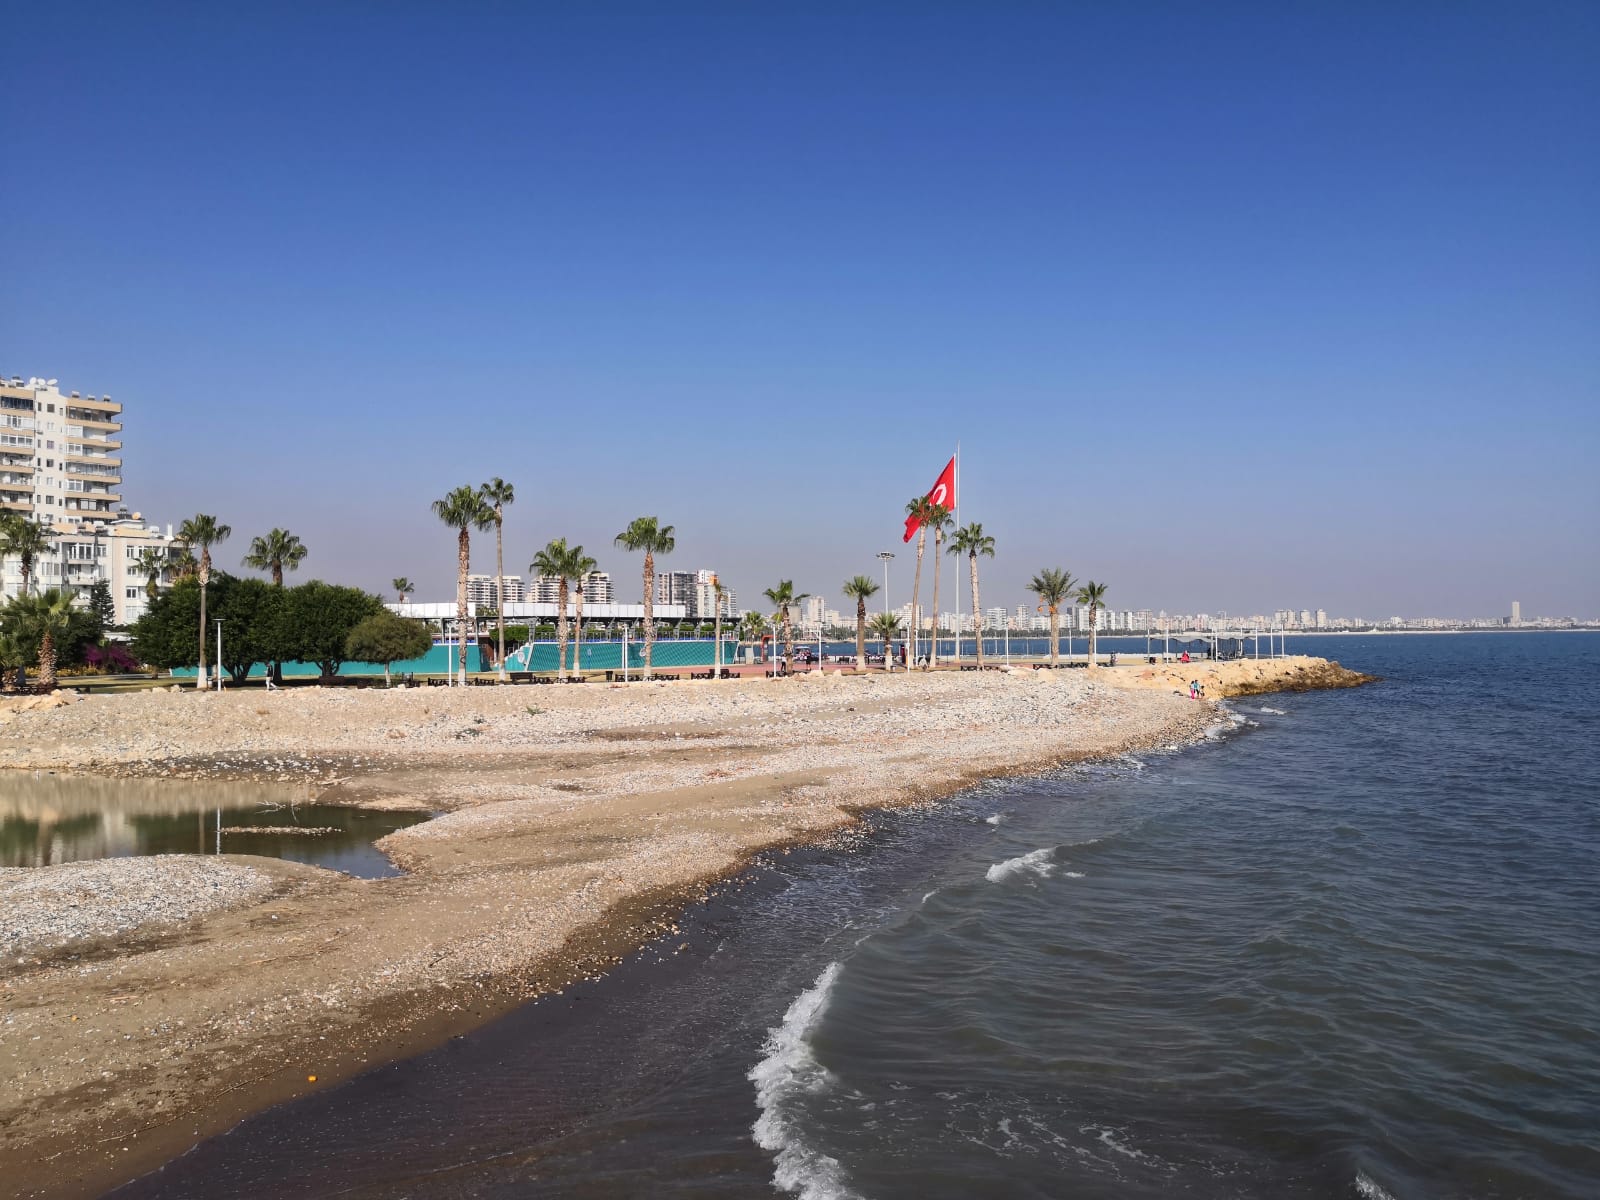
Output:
left=953, top=442, right=961, bottom=664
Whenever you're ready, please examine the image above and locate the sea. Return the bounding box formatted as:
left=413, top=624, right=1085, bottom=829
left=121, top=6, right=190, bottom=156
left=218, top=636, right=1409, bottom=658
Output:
left=116, top=632, right=1599, bottom=1200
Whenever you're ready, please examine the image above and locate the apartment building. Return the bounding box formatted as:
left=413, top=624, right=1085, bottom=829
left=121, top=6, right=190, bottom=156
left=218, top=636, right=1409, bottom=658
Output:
left=527, top=572, right=613, bottom=605
left=0, top=376, right=124, bottom=523
left=466, top=574, right=525, bottom=607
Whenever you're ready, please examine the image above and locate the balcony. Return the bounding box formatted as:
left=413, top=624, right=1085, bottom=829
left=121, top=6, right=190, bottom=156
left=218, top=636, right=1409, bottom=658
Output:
left=64, top=463, right=122, bottom=480
left=64, top=409, right=122, bottom=431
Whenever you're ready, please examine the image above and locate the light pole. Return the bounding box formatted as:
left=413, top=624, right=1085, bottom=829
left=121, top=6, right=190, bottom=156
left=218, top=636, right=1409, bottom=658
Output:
left=876, top=551, right=895, bottom=671
left=214, top=619, right=224, bottom=691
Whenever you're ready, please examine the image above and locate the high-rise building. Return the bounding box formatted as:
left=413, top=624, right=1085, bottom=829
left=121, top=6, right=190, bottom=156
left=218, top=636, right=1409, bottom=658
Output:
left=1315, top=609, right=1327, bottom=629
left=528, top=571, right=611, bottom=605
left=0, top=377, right=123, bottom=523
left=1511, top=600, right=1521, bottom=626
left=466, top=574, right=524, bottom=607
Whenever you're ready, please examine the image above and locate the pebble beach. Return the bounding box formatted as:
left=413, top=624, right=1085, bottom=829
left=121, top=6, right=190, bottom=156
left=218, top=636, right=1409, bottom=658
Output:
left=0, top=656, right=1365, bottom=1198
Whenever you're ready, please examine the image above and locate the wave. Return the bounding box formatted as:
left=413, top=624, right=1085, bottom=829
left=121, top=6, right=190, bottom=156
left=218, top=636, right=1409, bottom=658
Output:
left=1256, top=705, right=1287, bottom=715
left=986, top=847, right=1057, bottom=883
left=985, top=814, right=1004, bottom=826
left=1353, top=1170, right=1399, bottom=1200
left=749, top=963, right=862, bottom=1199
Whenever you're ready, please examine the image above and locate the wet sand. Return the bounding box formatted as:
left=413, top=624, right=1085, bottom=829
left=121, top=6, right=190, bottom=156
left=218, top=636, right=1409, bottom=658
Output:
left=0, top=658, right=1364, bottom=1198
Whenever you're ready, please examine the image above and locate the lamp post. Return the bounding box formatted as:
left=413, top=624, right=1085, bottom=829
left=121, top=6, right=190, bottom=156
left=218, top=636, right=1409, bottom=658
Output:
left=876, top=551, right=895, bottom=670
left=214, top=619, right=224, bottom=691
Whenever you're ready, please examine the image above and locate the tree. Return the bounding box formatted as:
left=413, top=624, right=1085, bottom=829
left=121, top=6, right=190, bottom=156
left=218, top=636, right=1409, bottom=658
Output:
left=739, top=610, right=768, bottom=658
left=431, top=486, right=493, bottom=685
left=842, top=575, right=879, bottom=671
left=346, top=610, right=433, bottom=685
left=134, top=547, right=169, bottom=601
left=210, top=576, right=288, bottom=683
left=867, top=611, right=902, bottom=671
left=0, top=516, right=52, bottom=598
left=947, top=523, right=996, bottom=667
left=242, top=528, right=307, bottom=587
left=711, top=574, right=726, bottom=675
left=1027, top=568, right=1076, bottom=667
left=391, top=577, right=415, bottom=603
left=530, top=538, right=578, bottom=681
left=7, top=588, right=77, bottom=689
left=479, top=477, right=515, bottom=680
left=570, top=548, right=597, bottom=677
left=763, top=581, right=807, bottom=674
left=1076, top=580, right=1110, bottom=668
left=614, top=516, right=674, bottom=680
left=282, top=581, right=386, bottom=681
left=922, top=504, right=953, bottom=668
left=904, top=495, right=936, bottom=665
left=131, top=577, right=204, bottom=672
left=176, top=514, right=231, bottom=690
left=87, top=579, right=116, bottom=629
left=0, top=630, right=26, bottom=690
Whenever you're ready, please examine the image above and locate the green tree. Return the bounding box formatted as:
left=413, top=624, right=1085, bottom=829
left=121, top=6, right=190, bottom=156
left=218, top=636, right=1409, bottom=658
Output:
left=842, top=575, right=879, bottom=671
left=478, top=478, right=515, bottom=680
left=130, top=577, right=204, bottom=671
left=210, top=576, right=287, bottom=683
left=947, top=522, right=996, bottom=667
left=282, top=581, right=386, bottom=681
left=1075, top=580, right=1110, bottom=668
left=867, top=611, right=902, bottom=671
left=0, top=516, right=52, bottom=598
left=530, top=538, right=580, bottom=680
left=176, top=514, right=231, bottom=690
left=242, top=528, right=307, bottom=587
left=431, top=486, right=493, bottom=684
left=134, top=547, right=169, bottom=601
left=87, top=579, right=116, bottom=629
left=739, top=610, right=768, bottom=650
left=0, top=630, right=26, bottom=690
left=763, top=581, right=807, bottom=673
left=7, top=588, right=77, bottom=688
left=1027, top=568, right=1075, bottom=667
left=345, top=610, right=433, bottom=685
left=922, top=504, right=953, bottom=668
left=613, top=516, right=675, bottom=680
left=391, top=577, right=415, bottom=603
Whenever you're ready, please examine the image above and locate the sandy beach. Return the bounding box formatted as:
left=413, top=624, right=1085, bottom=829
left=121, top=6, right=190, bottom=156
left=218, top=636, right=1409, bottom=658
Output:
left=0, top=656, right=1368, bottom=1198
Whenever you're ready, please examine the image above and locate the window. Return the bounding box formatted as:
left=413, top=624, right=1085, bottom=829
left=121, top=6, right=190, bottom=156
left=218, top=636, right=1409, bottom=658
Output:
left=125, top=588, right=140, bottom=599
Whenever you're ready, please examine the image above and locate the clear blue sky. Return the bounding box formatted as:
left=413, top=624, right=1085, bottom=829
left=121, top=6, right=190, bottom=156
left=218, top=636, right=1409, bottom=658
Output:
left=5, top=2, right=1596, bottom=620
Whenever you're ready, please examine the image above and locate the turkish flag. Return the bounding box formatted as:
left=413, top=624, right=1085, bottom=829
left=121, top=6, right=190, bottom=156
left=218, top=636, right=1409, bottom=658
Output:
left=903, top=456, right=956, bottom=542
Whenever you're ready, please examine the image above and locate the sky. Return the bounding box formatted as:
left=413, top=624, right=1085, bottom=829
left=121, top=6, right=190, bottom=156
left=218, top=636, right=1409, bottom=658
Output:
left=4, top=2, right=1597, bottom=620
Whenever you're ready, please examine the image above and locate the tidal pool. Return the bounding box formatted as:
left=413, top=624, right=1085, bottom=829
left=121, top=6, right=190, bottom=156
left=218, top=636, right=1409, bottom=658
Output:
left=0, top=773, right=429, bottom=878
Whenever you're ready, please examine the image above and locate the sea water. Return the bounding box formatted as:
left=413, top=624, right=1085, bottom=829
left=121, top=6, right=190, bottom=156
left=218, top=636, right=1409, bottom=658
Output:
left=119, top=632, right=1599, bottom=1199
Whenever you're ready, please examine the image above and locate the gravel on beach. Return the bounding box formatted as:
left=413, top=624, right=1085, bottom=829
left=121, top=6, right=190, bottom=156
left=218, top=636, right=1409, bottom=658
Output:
left=1, top=856, right=273, bottom=959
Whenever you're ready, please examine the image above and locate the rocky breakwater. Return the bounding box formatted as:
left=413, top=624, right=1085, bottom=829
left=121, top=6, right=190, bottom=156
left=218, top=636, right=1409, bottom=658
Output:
left=1103, top=654, right=1377, bottom=699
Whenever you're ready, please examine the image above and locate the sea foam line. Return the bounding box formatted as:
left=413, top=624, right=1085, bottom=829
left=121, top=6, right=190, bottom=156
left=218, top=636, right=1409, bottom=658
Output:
left=749, top=962, right=862, bottom=1200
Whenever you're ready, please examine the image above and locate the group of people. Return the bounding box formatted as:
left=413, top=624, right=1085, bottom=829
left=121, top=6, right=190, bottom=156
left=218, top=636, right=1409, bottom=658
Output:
left=1188, top=679, right=1206, bottom=700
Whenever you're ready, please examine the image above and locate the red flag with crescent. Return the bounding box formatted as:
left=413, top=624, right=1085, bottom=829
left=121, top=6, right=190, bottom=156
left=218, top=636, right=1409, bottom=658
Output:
left=903, top=456, right=956, bottom=542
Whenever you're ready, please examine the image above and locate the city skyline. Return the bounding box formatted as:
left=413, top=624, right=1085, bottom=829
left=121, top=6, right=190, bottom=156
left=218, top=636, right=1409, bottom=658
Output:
left=3, top=6, right=1595, bottom=617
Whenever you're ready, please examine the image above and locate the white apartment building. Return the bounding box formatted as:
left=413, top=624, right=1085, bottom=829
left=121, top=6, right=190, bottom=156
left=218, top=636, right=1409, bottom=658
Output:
left=527, top=571, right=613, bottom=605
left=466, top=574, right=525, bottom=607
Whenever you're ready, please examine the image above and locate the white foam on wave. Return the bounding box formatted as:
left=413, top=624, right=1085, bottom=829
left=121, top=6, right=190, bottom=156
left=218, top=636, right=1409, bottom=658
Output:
left=1256, top=705, right=1287, bottom=715
left=1063, top=871, right=1085, bottom=879
left=986, top=847, right=1056, bottom=883
left=985, top=814, right=1004, bottom=825
left=1354, top=1170, right=1399, bottom=1200
left=749, top=963, right=862, bottom=1200
left=1080, top=1123, right=1149, bottom=1160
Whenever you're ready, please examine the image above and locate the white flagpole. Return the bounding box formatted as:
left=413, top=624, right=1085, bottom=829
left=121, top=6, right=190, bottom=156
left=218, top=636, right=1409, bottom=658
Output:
left=953, top=443, right=961, bottom=664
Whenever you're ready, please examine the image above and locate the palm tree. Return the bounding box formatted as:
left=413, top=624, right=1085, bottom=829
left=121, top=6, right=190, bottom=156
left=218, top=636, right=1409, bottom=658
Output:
left=613, top=516, right=675, bottom=680
left=947, top=522, right=996, bottom=667
left=392, top=577, right=415, bottom=603
left=904, top=496, right=936, bottom=666
left=763, top=581, right=807, bottom=673
left=242, top=528, right=307, bottom=587
left=1, top=516, right=53, bottom=598
left=10, top=588, right=77, bottom=690
left=431, top=486, right=493, bottom=685
left=0, top=629, right=26, bottom=691
left=530, top=539, right=577, bottom=680
left=867, top=611, right=902, bottom=670
left=480, top=477, right=515, bottom=680
left=739, top=610, right=768, bottom=656
left=1076, top=580, right=1110, bottom=668
left=168, top=545, right=197, bottom=582
left=841, top=575, right=879, bottom=671
left=1027, top=568, right=1076, bottom=667
left=176, top=514, right=231, bottom=690
left=922, top=504, right=953, bottom=668
left=569, top=548, right=597, bottom=677
left=134, top=547, right=169, bottom=601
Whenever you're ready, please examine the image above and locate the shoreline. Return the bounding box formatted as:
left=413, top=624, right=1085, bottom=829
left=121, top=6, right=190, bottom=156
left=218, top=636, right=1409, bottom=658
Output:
left=0, top=658, right=1368, bottom=1198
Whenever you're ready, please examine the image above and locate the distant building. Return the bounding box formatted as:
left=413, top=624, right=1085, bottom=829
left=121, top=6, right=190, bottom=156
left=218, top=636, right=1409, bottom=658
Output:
left=528, top=571, right=612, bottom=605
left=466, top=574, right=524, bottom=607
left=1315, top=609, right=1327, bottom=629
left=1511, top=600, right=1521, bottom=626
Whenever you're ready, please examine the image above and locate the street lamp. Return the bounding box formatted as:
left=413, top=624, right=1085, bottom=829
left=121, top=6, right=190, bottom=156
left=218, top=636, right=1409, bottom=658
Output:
left=876, top=552, right=894, bottom=617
